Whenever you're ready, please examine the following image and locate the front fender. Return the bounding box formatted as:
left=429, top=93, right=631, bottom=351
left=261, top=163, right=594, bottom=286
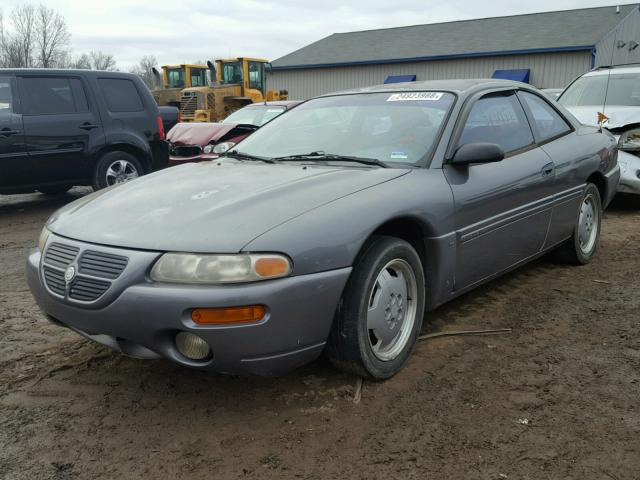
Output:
left=242, top=169, right=455, bottom=275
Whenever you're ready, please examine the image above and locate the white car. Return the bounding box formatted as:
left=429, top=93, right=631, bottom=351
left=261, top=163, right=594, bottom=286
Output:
left=559, top=65, right=640, bottom=195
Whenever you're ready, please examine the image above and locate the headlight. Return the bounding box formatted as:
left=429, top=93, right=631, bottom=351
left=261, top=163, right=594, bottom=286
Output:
left=618, top=128, right=640, bottom=151
left=38, top=227, right=50, bottom=252
left=203, top=144, right=213, bottom=154
left=150, top=253, right=292, bottom=284
left=213, top=142, right=235, bottom=154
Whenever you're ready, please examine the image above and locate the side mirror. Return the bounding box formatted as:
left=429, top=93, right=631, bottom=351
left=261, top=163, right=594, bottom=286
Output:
left=451, top=142, right=505, bottom=165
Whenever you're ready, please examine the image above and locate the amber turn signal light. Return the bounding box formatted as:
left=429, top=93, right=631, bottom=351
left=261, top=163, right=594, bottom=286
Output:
left=191, top=306, right=266, bottom=325
left=254, top=257, right=290, bottom=278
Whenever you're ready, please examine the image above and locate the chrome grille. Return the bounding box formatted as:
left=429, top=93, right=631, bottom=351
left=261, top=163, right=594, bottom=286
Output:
left=44, top=243, right=79, bottom=268
left=43, top=266, right=66, bottom=296
left=169, top=144, right=202, bottom=158
left=41, top=240, right=129, bottom=303
left=79, top=250, right=128, bottom=279
left=69, top=277, right=111, bottom=302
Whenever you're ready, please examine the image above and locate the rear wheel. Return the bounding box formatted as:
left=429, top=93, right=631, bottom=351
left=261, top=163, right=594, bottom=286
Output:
left=327, top=236, right=425, bottom=379
left=554, top=183, right=602, bottom=265
left=92, top=151, right=143, bottom=190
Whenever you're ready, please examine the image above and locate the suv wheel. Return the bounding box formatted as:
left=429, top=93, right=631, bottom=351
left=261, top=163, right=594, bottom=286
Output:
left=327, top=236, right=426, bottom=379
left=93, top=151, right=143, bottom=190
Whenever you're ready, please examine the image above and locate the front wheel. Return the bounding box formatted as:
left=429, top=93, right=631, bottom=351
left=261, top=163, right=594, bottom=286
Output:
left=554, top=183, right=602, bottom=265
left=327, top=236, right=426, bottom=380
left=92, top=151, right=143, bottom=190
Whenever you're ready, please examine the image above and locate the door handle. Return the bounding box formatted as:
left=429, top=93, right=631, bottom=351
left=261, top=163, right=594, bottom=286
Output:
left=541, top=162, right=555, bottom=177
left=0, top=128, right=21, bottom=137
left=79, top=123, right=100, bottom=130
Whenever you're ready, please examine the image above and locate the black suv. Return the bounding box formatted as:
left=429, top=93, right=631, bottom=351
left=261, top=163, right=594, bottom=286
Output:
left=0, top=69, right=168, bottom=194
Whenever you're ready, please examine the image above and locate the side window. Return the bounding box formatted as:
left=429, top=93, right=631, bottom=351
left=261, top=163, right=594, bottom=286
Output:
left=248, top=62, right=264, bottom=92
left=459, top=92, right=534, bottom=154
left=98, top=78, right=143, bottom=112
left=190, top=69, right=207, bottom=87
left=21, top=77, right=87, bottom=115
left=0, top=77, right=13, bottom=117
left=518, top=91, right=571, bottom=142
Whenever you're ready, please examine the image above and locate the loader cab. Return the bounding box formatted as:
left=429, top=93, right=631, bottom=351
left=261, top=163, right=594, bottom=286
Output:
left=162, top=65, right=209, bottom=89
left=217, top=58, right=267, bottom=97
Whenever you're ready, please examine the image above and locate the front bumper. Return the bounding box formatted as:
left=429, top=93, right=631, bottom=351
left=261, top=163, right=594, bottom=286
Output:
left=617, top=150, right=640, bottom=195
left=26, top=237, right=351, bottom=376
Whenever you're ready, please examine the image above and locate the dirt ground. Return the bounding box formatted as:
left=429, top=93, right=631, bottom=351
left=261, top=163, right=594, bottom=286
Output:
left=0, top=188, right=639, bottom=480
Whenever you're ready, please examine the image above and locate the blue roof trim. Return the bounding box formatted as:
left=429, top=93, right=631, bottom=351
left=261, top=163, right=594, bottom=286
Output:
left=384, top=75, right=417, bottom=84
left=271, top=45, right=596, bottom=71
left=492, top=69, right=530, bottom=83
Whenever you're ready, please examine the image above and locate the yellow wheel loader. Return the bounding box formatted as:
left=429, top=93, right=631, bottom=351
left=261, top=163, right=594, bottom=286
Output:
left=179, top=58, right=288, bottom=122
left=151, top=64, right=210, bottom=108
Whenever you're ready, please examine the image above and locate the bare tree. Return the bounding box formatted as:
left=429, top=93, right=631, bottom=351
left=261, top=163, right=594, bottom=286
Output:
left=130, top=55, right=158, bottom=89
left=10, top=4, right=36, bottom=67
left=0, top=3, right=70, bottom=68
left=90, top=50, right=117, bottom=71
left=35, top=4, right=70, bottom=68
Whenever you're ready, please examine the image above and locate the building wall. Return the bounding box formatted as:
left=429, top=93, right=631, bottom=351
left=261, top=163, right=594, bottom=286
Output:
left=595, top=7, right=640, bottom=66
left=267, top=51, right=592, bottom=100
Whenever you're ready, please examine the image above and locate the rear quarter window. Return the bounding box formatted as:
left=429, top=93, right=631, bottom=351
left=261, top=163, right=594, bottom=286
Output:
left=98, top=78, right=144, bottom=112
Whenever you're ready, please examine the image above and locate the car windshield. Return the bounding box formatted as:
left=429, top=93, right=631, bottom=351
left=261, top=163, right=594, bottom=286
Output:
left=234, top=92, right=455, bottom=165
left=222, top=105, right=287, bottom=126
left=559, top=72, right=640, bottom=107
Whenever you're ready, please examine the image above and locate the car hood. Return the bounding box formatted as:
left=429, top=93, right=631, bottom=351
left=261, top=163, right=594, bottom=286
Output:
left=565, top=105, right=640, bottom=129
left=48, top=161, right=411, bottom=252
left=167, top=122, right=238, bottom=146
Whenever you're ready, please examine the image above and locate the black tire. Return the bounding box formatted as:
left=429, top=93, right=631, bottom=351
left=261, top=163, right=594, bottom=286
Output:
left=327, top=236, right=426, bottom=380
left=37, top=184, right=72, bottom=195
left=92, top=151, right=144, bottom=190
left=554, top=183, right=602, bottom=265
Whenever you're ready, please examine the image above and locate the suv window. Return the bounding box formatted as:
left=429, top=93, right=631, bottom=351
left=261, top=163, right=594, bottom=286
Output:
left=0, top=77, right=13, bottom=117
left=21, top=77, right=88, bottom=115
left=459, top=92, right=534, bottom=153
left=98, top=78, right=143, bottom=112
left=518, top=91, right=571, bottom=142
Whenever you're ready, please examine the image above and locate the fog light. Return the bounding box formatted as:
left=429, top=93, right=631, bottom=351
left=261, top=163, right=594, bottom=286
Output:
left=175, top=332, right=211, bottom=360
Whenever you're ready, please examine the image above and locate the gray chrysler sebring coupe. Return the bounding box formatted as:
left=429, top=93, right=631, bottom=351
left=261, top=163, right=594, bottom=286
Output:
left=27, top=80, right=620, bottom=379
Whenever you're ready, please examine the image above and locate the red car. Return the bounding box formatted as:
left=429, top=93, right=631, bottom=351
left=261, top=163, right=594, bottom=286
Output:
left=167, top=101, right=300, bottom=166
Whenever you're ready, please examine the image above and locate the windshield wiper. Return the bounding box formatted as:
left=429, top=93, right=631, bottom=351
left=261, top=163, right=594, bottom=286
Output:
left=221, top=150, right=275, bottom=164
left=272, top=151, right=388, bottom=168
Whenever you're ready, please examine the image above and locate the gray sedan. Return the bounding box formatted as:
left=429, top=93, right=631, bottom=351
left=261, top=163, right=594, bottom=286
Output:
left=27, top=79, right=620, bottom=379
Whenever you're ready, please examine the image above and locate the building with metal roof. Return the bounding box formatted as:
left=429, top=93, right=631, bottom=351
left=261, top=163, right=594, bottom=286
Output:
left=267, top=4, right=640, bottom=99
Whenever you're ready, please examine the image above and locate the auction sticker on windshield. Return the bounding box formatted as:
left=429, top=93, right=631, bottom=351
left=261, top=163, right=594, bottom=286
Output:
left=387, top=92, right=444, bottom=101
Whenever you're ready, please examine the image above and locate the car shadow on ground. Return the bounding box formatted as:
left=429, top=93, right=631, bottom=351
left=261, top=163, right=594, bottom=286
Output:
left=0, top=188, right=91, bottom=217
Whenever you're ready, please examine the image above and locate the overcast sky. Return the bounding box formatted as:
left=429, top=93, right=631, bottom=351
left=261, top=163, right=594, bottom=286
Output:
left=0, top=0, right=626, bottom=69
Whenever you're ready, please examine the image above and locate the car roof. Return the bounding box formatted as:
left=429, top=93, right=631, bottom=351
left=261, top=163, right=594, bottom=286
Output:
left=321, top=78, right=532, bottom=97
left=583, top=64, right=640, bottom=76
left=0, top=68, right=141, bottom=80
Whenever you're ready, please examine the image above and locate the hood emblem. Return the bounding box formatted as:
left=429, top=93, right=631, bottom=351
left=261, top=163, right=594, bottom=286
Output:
left=64, top=266, right=76, bottom=283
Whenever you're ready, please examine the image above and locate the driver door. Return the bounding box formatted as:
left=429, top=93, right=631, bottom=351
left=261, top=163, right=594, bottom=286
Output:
left=443, top=90, right=557, bottom=290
